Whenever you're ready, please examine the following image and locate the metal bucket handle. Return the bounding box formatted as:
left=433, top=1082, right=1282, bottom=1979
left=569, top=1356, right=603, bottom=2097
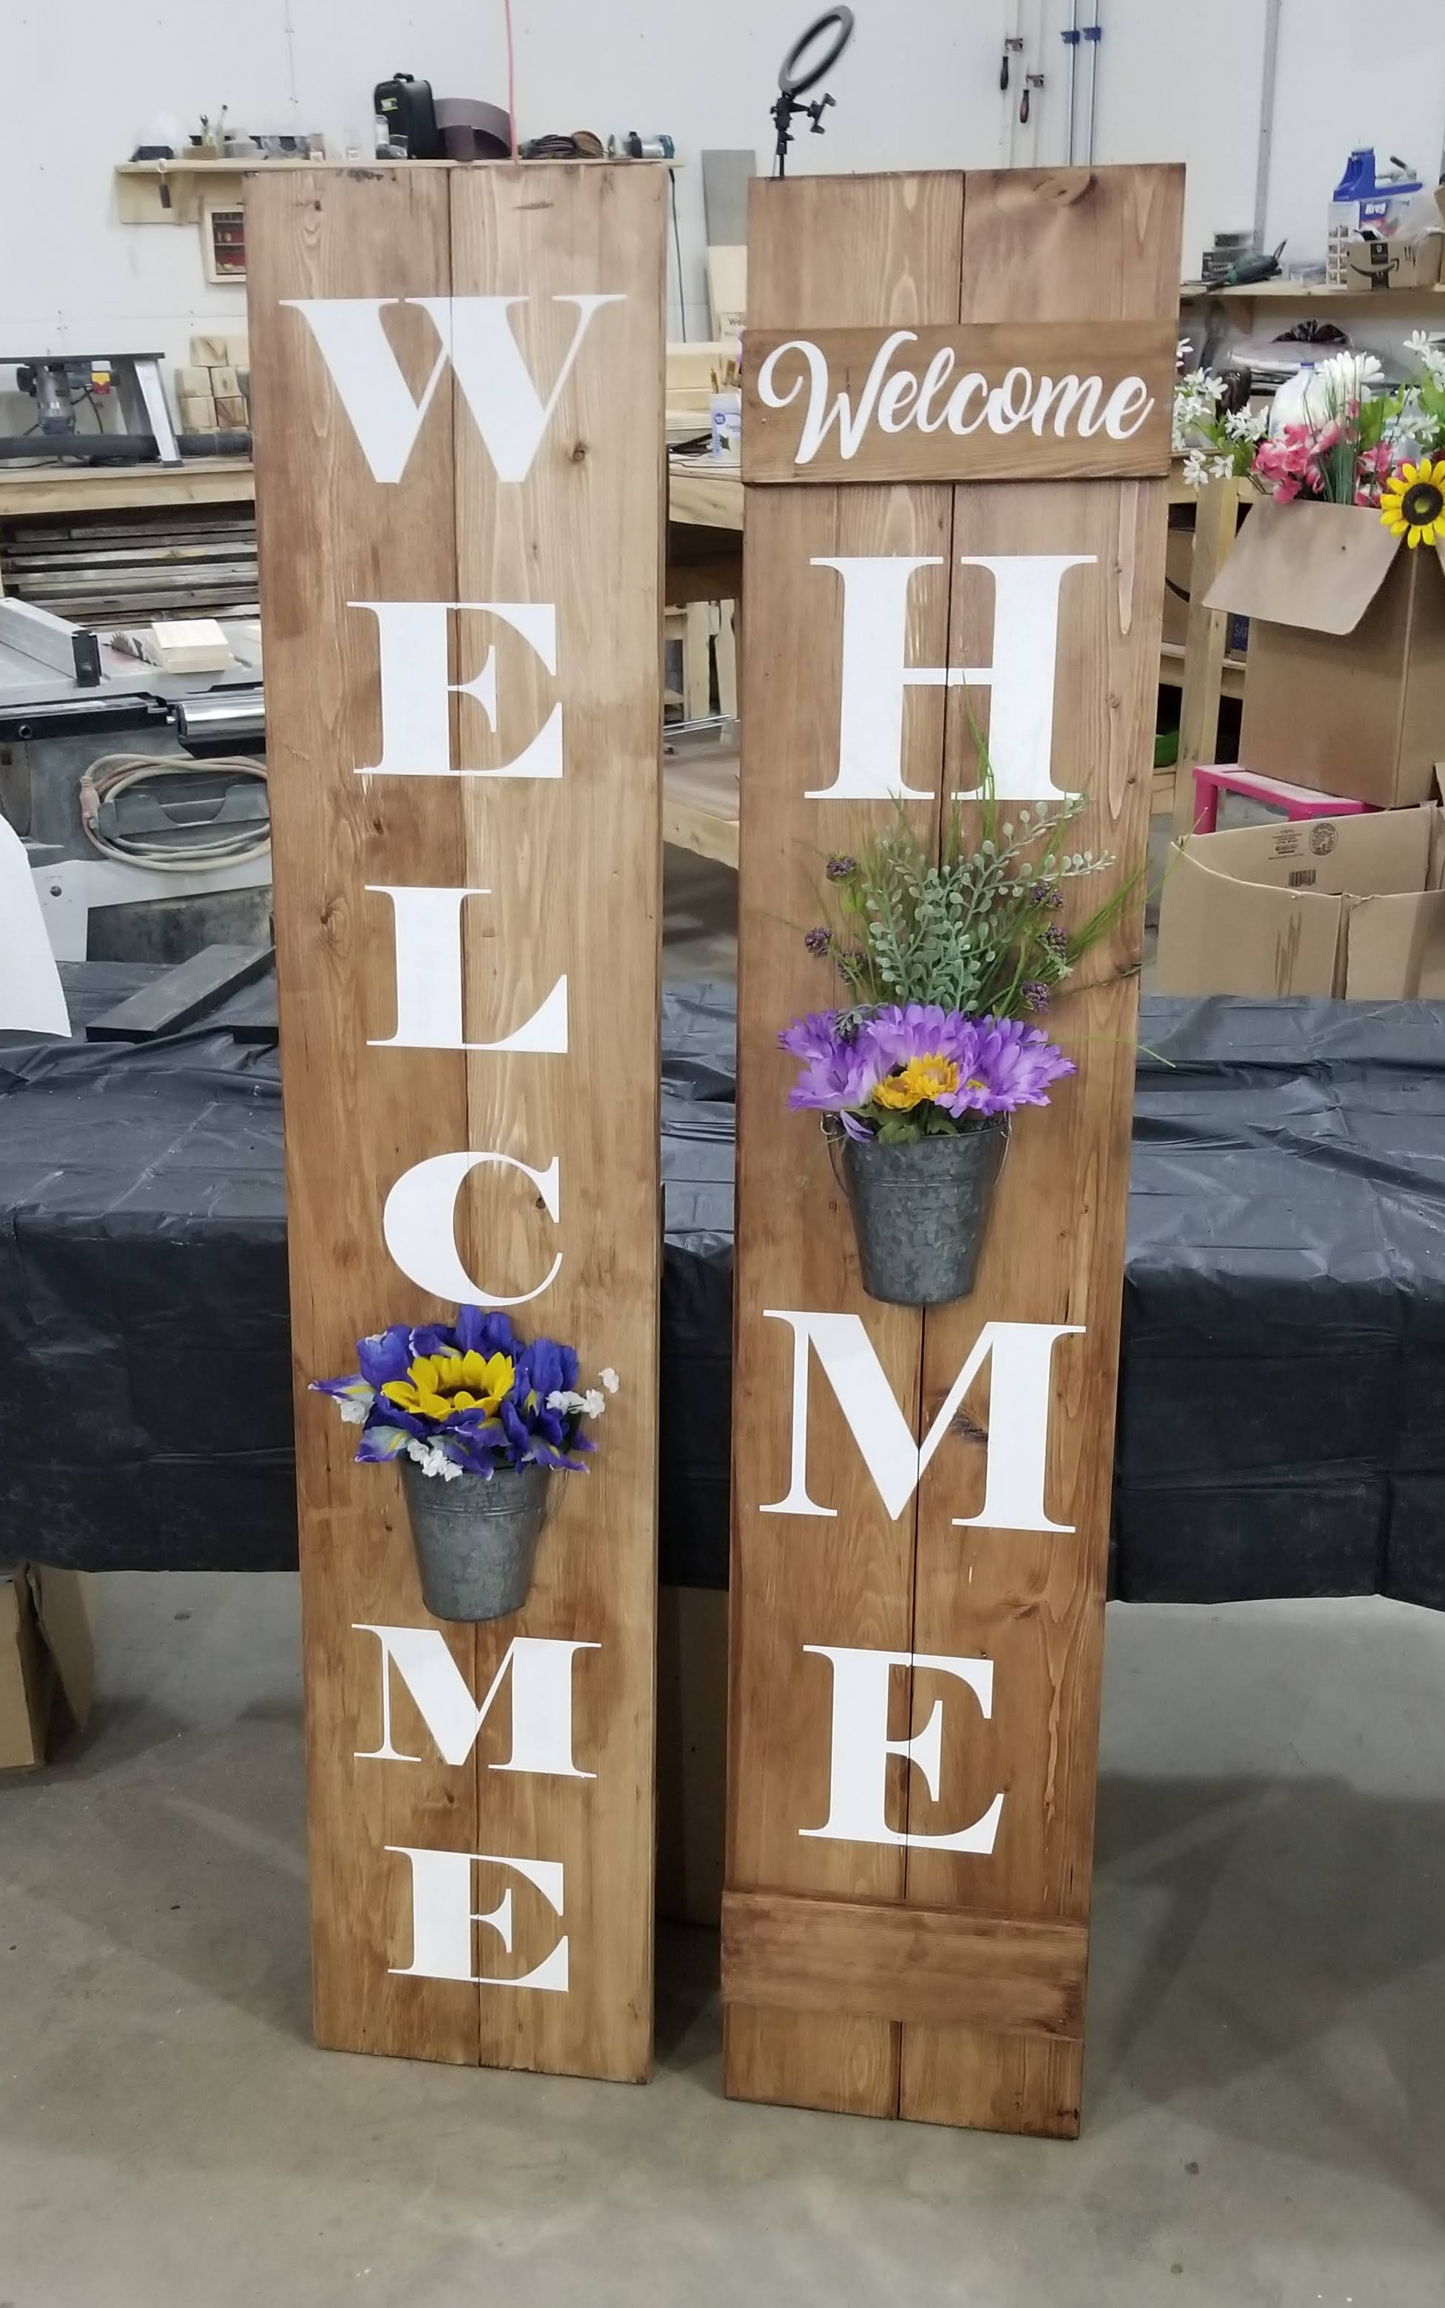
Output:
left=825, top=1111, right=1012, bottom=1193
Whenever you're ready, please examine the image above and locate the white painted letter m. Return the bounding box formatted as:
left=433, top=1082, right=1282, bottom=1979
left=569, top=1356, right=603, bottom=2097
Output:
left=760, top=1310, right=1080, bottom=1533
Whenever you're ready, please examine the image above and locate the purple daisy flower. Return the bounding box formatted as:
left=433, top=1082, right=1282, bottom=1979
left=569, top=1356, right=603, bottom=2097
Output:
left=865, top=1003, right=980, bottom=1078
left=779, top=1010, right=847, bottom=1066
left=962, top=1017, right=1075, bottom=1114
left=779, top=1005, right=1075, bottom=1134
left=781, top=1010, right=895, bottom=1136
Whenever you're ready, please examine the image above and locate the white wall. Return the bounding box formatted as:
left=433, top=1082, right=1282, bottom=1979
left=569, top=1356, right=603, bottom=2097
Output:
left=4, top=0, right=1445, bottom=380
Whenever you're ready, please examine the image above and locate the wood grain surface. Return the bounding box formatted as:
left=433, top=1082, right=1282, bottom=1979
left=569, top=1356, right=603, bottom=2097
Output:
left=900, top=164, right=1182, bottom=2138
left=450, top=163, right=664, bottom=2085
left=744, top=320, right=1175, bottom=485
left=248, top=162, right=664, bottom=2082
left=725, top=167, right=1182, bottom=2137
left=726, top=170, right=962, bottom=2120
left=722, top=1891, right=1086, bottom=2034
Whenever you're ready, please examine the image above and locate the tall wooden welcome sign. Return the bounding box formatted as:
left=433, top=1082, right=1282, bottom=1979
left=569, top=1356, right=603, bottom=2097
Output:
left=724, top=166, right=1182, bottom=2136
left=248, top=165, right=665, bottom=2081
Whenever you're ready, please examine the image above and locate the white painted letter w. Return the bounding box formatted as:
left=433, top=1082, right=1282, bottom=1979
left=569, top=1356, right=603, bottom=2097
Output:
left=282, top=295, right=623, bottom=483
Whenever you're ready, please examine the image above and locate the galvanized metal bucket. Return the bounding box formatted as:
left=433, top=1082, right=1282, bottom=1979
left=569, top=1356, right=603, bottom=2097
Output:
left=834, top=1117, right=1010, bottom=1307
left=400, top=1459, right=552, bottom=1623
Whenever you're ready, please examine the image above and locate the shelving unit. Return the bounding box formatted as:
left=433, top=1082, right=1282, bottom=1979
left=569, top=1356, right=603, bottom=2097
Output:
left=114, top=153, right=674, bottom=225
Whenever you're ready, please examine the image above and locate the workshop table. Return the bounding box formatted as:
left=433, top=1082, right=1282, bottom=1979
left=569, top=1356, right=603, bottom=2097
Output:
left=3, top=975, right=1445, bottom=1612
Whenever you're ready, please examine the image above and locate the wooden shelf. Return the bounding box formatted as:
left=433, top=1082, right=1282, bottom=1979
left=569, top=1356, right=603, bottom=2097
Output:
left=0, top=458, right=256, bottom=521
left=1160, top=639, right=1246, bottom=700
left=1183, top=277, right=1445, bottom=299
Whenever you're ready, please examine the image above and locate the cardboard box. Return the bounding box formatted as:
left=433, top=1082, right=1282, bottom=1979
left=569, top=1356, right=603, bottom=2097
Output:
left=1341, top=231, right=1443, bottom=290
left=0, top=1568, right=93, bottom=1771
left=1157, top=801, right=1445, bottom=997
left=1207, top=500, right=1445, bottom=807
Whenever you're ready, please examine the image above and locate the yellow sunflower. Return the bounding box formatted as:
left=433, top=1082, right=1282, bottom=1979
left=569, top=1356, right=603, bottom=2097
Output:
left=381, top=1348, right=515, bottom=1422
left=1380, top=459, right=1445, bottom=549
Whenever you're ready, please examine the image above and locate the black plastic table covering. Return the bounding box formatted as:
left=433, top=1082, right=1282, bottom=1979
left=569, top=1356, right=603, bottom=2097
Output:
left=3, top=972, right=1443, bottom=1608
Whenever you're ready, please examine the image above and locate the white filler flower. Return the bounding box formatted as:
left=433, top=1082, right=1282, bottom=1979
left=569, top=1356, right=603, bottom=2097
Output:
left=406, top=1438, right=463, bottom=1481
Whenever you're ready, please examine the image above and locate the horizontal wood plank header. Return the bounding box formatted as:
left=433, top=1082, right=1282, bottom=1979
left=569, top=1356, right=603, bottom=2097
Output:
left=743, top=319, right=1176, bottom=485
left=721, top=1889, right=1088, bottom=2039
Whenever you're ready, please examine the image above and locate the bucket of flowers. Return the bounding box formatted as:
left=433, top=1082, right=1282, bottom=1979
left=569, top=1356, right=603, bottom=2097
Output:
left=781, top=783, right=1129, bottom=1308
left=312, top=1307, right=617, bottom=1622
left=1174, top=334, right=1445, bottom=534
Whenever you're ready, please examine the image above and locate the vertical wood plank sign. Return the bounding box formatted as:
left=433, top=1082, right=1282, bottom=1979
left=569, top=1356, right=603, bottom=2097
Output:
left=724, top=166, right=1183, bottom=2137
left=247, top=164, right=665, bottom=2082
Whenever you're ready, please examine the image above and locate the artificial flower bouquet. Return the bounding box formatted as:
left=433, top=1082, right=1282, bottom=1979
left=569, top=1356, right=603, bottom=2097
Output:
left=314, top=1304, right=616, bottom=1480
left=1174, top=335, right=1445, bottom=545
left=783, top=1003, right=1073, bottom=1144
left=313, top=1306, right=618, bottom=1621
left=779, top=791, right=1129, bottom=1305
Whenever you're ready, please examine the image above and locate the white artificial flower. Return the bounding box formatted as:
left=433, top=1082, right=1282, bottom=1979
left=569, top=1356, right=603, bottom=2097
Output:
left=1208, top=453, right=1237, bottom=481
left=1407, top=329, right=1445, bottom=392
left=580, top=1389, right=606, bottom=1418
left=1181, top=446, right=1210, bottom=488
left=546, top=1388, right=586, bottom=1414
left=406, top=1437, right=462, bottom=1481
left=338, top=1399, right=368, bottom=1426
left=1313, top=350, right=1383, bottom=411
left=1171, top=367, right=1225, bottom=453
left=1224, top=406, right=1267, bottom=442
left=599, top=1367, right=620, bottom=1394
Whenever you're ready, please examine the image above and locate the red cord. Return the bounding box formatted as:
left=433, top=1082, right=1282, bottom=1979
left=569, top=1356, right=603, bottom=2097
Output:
left=503, top=0, right=518, bottom=156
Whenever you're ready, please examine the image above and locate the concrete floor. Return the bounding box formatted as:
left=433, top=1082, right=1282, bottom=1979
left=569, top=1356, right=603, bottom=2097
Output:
left=2, top=1577, right=1442, bottom=2307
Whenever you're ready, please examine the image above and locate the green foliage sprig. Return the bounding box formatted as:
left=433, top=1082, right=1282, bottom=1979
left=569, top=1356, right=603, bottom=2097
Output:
left=814, top=764, right=1137, bottom=1025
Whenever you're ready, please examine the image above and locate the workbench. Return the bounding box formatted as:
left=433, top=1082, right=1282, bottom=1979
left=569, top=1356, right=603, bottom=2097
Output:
left=0, top=458, right=256, bottom=536
left=0, top=454, right=747, bottom=594
left=0, top=447, right=1234, bottom=863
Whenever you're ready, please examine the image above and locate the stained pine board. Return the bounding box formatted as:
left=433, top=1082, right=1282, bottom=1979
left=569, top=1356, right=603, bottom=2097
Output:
left=447, top=162, right=664, bottom=2086
left=899, top=165, right=1183, bottom=2138
left=722, top=1890, right=1087, bottom=2035
left=724, top=170, right=963, bottom=2122
left=724, top=165, right=1182, bottom=2143
left=743, top=319, right=1176, bottom=484
left=247, top=165, right=479, bottom=2066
